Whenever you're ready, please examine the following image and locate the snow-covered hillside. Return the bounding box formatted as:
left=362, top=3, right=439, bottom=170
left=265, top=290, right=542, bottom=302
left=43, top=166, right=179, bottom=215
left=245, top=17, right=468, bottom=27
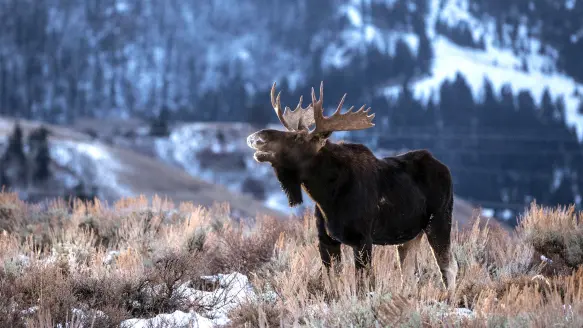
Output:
left=0, top=121, right=130, bottom=203
left=384, top=35, right=583, bottom=138
left=333, top=0, right=583, bottom=138
left=0, top=118, right=283, bottom=220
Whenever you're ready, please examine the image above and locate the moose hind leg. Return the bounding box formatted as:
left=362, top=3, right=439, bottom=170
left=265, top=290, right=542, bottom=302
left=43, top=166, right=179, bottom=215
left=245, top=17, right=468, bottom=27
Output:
left=425, top=212, right=458, bottom=291
left=396, top=232, right=423, bottom=287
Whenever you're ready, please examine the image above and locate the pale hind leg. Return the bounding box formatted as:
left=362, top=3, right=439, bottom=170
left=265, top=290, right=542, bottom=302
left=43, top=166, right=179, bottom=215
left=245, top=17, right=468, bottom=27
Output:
left=396, top=232, right=423, bottom=287
left=425, top=210, right=458, bottom=292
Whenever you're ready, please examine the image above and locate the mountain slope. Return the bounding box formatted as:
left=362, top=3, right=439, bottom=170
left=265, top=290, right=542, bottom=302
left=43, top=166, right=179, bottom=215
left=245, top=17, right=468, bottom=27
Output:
left=0, top=117, right=284, bottom=220
left=323, top=0, right=583, bottom=138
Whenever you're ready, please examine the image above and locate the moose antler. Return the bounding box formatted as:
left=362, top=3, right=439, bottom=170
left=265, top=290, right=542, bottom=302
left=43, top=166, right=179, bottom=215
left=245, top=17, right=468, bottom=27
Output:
left=310, top=81, right=375, bottom=134
left=270, top=82, right=314, bottom=131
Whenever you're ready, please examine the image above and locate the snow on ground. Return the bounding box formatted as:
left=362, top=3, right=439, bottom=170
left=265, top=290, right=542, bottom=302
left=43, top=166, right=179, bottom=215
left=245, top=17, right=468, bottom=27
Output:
left=121, top=272, right=255, bottom=328
left=437, top=0, right=490, bottom=43
left=178, top=272, right=256, bottom=325
left=10, top=261, right=255, bottom=328
left=121, top=311, right=214, bottom=328
left=51, top=140, right=133, bottom=198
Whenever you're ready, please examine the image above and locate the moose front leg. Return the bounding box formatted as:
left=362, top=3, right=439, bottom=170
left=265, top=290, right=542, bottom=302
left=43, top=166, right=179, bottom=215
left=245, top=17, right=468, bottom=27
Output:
left=353, top=240, right=373, bottom=294
left=316, top=207, right=342, bottom=274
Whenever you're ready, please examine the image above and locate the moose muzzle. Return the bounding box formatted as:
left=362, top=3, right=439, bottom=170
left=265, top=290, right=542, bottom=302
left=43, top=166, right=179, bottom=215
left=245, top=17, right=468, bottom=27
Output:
left=246, top=132, right=266, bottom=150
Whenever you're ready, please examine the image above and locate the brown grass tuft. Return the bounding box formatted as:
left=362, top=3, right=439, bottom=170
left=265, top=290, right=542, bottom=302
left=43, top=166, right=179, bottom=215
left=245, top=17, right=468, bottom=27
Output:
left=518, top=202, right=583, bottom=272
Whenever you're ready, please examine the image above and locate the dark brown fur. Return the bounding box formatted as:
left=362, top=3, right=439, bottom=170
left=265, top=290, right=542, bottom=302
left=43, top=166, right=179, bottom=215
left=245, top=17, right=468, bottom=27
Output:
left=247, top=127, right=458, bottom=293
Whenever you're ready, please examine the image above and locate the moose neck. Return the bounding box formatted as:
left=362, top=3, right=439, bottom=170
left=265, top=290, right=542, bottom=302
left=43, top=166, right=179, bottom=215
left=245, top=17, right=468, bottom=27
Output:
left=273, top=142, right=367, bottom=215
left=271, top=143, right=341, bottom=210
left=299, top=145, right=348, bottom=211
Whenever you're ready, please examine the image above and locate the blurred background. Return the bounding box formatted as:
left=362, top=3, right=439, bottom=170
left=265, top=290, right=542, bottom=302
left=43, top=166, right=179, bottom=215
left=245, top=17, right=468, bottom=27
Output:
left=0, top=0, right=581, bottom=228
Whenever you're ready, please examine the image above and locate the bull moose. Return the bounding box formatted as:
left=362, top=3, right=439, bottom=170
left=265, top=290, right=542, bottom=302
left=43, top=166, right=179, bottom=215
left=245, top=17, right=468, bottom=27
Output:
left=246, top=82, right=457, bottom=292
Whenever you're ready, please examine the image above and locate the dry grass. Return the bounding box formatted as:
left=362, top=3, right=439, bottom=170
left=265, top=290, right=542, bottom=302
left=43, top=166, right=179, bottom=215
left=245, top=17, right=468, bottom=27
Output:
left=0, top=192, right=295, bottom=327
left=0, top=193, right=582, bottom=327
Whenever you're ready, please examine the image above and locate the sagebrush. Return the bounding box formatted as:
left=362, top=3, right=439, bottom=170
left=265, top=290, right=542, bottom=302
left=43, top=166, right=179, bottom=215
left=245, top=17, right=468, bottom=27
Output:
left=0, top=193, right=582, bottom=327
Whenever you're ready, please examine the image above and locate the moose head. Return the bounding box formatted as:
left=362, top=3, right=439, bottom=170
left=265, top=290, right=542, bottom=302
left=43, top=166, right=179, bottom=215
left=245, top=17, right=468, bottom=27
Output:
left=247, top=81, right=375, bottom=168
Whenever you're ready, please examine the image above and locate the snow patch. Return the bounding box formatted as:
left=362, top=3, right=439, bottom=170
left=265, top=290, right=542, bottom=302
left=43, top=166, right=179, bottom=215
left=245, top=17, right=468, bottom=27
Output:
left=501, top=209, right=514, bottom=221
left=121, top=311, right=214, bottom=328
left=120, top=272, right=255, bottom=328
left=452, top=307, right=475, bottom=318
left=481, top=208, right=495, bottom=218
left=324, top=3, right=420, bottom=70
left=180, top=272, right=255, bottom=325
left=103, top=250, right=121, bottom=265
left=51, top=140, right=133, bottom=197
left=341, top=4, right=362, bottom=27
left=439, top=0, right=485, bottom=42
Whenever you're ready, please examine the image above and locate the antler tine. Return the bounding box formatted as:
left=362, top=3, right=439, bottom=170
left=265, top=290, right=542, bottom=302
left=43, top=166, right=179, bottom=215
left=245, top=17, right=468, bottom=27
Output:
left=296, top=95, right=303, bottom=112
left=270, top=81, right=315, bottom=131
left=310, top=81, right=325, bottom=133
left=310, top=82, right=375, bottom=134
left=271, top=82, right=291, bottom=131
left=282, top=95, right=312, bottom=131
left=335, top=93, right=347, bottom=115
left=288, top=95, right=316, bottom=131
left=311, top=81, right=324, bottom=107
